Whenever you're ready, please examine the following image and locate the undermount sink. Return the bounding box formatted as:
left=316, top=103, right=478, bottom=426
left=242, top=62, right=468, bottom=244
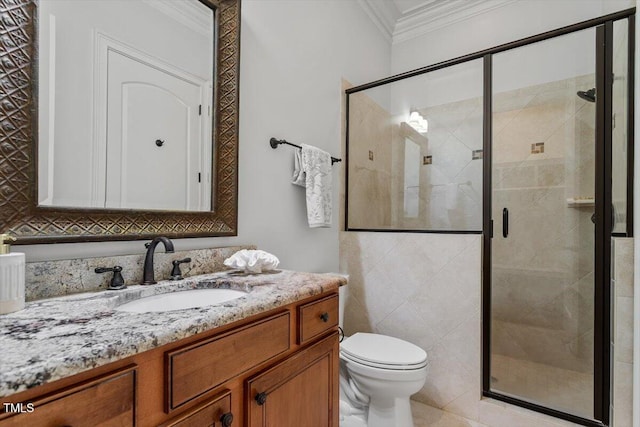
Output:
left=116, top=288, right=247, bottom=313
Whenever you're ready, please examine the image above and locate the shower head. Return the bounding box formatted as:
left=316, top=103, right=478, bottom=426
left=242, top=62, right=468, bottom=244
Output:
left=577, top=88, right=596, bottom=103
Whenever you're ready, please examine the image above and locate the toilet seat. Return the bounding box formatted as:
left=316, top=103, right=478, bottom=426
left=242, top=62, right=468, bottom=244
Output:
left=340, top=333, right=427, bottom=370
left=341, top=351, right=428, bottom=370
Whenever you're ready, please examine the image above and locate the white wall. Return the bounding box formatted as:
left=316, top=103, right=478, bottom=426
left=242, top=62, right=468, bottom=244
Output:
left=21, top=0, right=391, bottom=275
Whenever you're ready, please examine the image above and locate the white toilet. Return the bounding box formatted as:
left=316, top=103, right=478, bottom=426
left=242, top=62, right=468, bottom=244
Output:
left=338, top=286, right=428, bottom=427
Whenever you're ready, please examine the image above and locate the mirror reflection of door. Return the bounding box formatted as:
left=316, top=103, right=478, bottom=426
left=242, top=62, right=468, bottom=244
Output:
left=105, top=50, right=207, bottom=211
left=36, top=0, right=214, bottom=212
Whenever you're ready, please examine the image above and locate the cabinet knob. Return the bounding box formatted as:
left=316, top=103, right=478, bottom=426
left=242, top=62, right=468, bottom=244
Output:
left=255, top=392, right=267, bottom=405
left=220, top=412, right=233, bottom=426
left=320, top=312, right=329, bottom=322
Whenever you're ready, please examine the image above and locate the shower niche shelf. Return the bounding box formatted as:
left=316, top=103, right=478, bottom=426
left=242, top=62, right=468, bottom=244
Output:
left=566, top=197, right=595, bottom=207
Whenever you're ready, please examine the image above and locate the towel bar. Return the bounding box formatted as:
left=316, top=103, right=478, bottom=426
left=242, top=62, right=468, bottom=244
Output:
left=269, top=137, right=342, bottom=165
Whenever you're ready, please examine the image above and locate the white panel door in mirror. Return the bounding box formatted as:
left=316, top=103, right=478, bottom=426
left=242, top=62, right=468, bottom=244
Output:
left=36, top=0, right=215, bottom=212
left=105, top=51, right=208, bottom=211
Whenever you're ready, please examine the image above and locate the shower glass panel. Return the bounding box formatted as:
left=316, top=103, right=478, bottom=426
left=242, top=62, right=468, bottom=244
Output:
left=612, top=19, right=629, bottom=234
left=346, top=60, right=483, bottom=231
left=490, top=27, right=597, bottom=419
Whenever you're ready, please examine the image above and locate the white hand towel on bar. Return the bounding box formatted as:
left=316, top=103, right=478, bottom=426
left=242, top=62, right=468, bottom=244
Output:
left=291, top=144, right=332, bottom=228
left=292, top=149, right=306, bottom=187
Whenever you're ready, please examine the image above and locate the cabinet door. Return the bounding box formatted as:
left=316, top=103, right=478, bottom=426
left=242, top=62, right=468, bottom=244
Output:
left=246, top=332, right=339, bottom=427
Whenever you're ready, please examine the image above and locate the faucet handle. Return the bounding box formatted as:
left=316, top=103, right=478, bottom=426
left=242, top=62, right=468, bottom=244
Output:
left=170, top=258, right=192, bottom=281
left=95, top=266, right=126, bottom=290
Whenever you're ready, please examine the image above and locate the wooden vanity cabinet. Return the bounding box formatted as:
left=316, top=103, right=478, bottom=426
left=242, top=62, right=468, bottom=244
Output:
left=0, top=290, right=339, bottom=427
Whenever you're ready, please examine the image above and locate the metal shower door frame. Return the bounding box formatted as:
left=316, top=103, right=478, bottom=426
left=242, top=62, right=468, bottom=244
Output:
left=482, top=14, right=634, bottom=427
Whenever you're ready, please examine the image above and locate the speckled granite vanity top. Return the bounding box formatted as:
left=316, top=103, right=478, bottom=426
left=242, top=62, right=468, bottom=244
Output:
left=0, top=270, right=346, bottom=397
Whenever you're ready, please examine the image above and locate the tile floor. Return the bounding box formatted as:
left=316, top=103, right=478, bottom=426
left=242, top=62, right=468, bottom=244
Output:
left=411, top=399, right=582, bottom=427
left=491, top=354, right=593, bottom=418
left=412, top=401, right=488, bottom=426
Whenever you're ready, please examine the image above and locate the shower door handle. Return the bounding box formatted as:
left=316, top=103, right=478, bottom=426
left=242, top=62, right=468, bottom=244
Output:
left=590, top=204, right=616, bottom=231
left=502, top=208, right=509, bottom=238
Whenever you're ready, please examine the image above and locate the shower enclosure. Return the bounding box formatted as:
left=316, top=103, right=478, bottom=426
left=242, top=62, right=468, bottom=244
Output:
left=486, top=15, right=633, bottom=425
left=345, top=8, right=634, bottom=427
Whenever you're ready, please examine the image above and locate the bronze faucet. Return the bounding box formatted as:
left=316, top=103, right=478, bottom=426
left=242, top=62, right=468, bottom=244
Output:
left=142, top=237, right=175, bottom=285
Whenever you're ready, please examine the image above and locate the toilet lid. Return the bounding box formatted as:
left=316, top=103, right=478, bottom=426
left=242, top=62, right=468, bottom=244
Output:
left=340, top=333, right=427, bottom=368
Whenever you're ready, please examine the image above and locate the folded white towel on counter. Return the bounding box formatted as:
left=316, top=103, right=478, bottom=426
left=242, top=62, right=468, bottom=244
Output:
left=224, top=249, right=280, bottom=273
left=291, top=144, right=332, bottom=228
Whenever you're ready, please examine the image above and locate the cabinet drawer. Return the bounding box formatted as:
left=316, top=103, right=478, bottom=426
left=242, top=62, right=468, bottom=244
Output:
left=0, top=366, right=136, bottom=427
left=159, top=390, right=232, bottom=427
left=167, top=311, right=290, bottom=411
left=298, top=294, right=338, bottom=345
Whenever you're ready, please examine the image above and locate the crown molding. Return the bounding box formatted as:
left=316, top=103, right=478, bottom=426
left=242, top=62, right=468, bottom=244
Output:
left=356, top=0, right=400, bottom=43
left=142, top=0, right=213, bottom=37
left=358, top=0, right=517, bottom=45
left=393, top=0, right=517, bottom=44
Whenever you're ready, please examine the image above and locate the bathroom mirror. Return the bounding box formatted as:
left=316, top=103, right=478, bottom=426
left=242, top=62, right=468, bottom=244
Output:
left=0, top=0, right=240, bottom=243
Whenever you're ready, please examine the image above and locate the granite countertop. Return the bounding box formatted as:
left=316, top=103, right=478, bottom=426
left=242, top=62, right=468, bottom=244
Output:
left=0, top=270, right=346, bottom=398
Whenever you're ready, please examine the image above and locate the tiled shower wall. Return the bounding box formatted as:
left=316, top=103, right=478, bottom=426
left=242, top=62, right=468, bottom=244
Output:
left=491, top=74, right=597, bottom=375
left=407, top=98, right=483, bottom=230
left=347, top=90, right=483, bottom=231
left=612, top=238, right=634, bottom=427
left=347, top=91, right=393, bottom=228
left=349, top=74, right=599, bottom=372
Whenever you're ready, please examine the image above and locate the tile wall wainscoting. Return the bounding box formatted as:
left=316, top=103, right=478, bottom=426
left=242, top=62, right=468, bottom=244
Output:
left=339, top=232, right=635, bottom=426
left=339, top=232, right=482, bottom=413
left=612, top=237, right=634, bottom=427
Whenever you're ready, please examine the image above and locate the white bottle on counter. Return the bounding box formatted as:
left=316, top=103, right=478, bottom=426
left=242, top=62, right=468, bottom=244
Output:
left=0, top=234, right=25, bottom=314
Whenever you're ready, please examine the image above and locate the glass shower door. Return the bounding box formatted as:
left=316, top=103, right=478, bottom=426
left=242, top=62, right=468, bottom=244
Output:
left=489, top=27, right=598, bottom=419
